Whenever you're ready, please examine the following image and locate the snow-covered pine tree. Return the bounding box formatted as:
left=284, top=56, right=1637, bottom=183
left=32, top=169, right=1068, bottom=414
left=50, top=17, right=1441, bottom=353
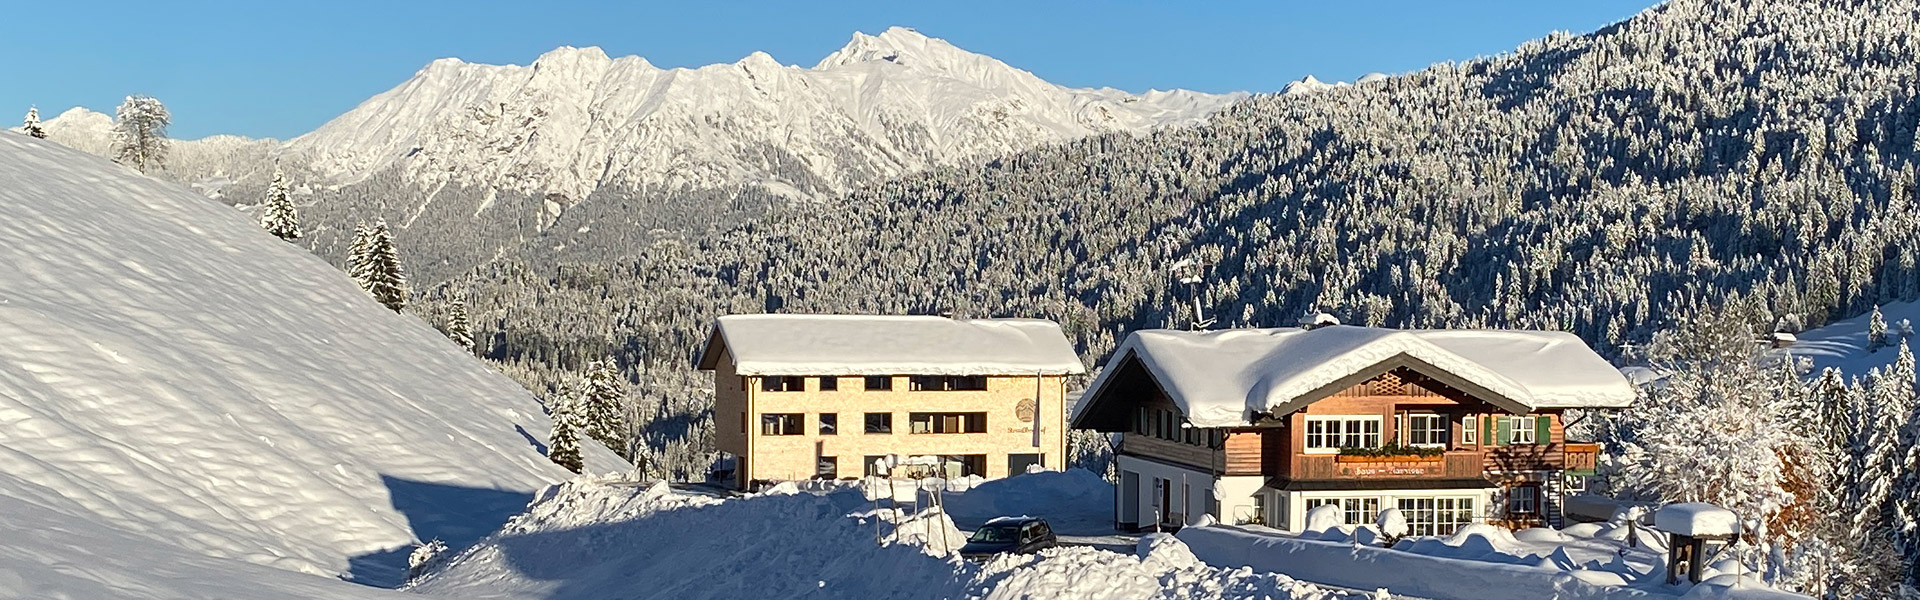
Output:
left=546, top=384, right=584, bottom=473
left=1883, top=344, right=1920, bottom=584
left=109, top=95, right=169, bottom=173
left=258, top=168, right=301, bottom=241
left=346, top=222, right=373, bottom=281
left=1870, top=305, right=1890, bottom=352
left=1603, top=314, right=1815, bottom=577
left=581, top=359, right=628, bottom=456
left=445, top=299, right=473, bottom=352
left=21, top=106, right=45, bottom=139
left=1849, top=360, right=1913, bottom=550
left=355, top=220, right=408, bottom=312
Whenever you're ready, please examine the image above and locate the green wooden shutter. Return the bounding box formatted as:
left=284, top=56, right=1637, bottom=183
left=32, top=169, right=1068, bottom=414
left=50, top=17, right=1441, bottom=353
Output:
left=1481, top=416, right=1493, bottom=446
left=1495, top=416, right=1511, bottom=446
left=1535, top=415, right=1552, bottom=445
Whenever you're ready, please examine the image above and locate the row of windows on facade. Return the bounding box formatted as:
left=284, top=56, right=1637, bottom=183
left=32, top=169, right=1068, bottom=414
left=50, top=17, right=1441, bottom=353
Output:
left=1298, top=487, right=1540, bottom=537
left=759, top=375, right=990, bottom=392
left=1132, top=407, right=1548, bottom=451
left=752, top=411, right=988, bottom=436
left=1300, top=414, right=1548, bottom=451
left=809, top=453, right=1044, bottom=479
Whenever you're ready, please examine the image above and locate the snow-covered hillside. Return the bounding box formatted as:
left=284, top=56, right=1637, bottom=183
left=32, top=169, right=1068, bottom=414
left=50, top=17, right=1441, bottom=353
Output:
left=289, top=27, right=1241, bottom=206
left=1785, top=299, right=1919, bottom=381
left=0, top=132, right=622, bottom=596
left=36, top=107, right=282, bottom=200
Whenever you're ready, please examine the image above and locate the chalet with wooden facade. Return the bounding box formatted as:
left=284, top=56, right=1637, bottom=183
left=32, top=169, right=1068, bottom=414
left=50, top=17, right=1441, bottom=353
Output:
left=1070, top=325, right=1634, bottom=535
left=699, top=314, right=1085, bottom=489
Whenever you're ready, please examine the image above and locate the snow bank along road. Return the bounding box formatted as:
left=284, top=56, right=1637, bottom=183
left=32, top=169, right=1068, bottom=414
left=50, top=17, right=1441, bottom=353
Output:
left=1178, top=523, right=1808, bottom=600
left=409, top=475, right=1385, bottom=600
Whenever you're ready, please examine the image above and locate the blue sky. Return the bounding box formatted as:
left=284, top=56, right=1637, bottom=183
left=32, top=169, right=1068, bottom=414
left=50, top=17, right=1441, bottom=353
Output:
left=5, top=1, right=1660, bottom=140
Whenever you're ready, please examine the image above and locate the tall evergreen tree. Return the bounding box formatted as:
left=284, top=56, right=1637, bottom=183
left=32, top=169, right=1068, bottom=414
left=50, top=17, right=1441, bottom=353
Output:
left=446, top=299, right=474, bottom=352
left=546, top=384, right=584, bottom=474
left=258, top=168, right=301, bottom=241
left=21, top=106, right=45, bottom=139
left=109, top=95, right=169, bottom=173
left=1870, top=304, right=1891, bottom=352
left=581, top=359, right=628, bottom=456
left=1883, top=344, right=1920, bottom=583
left=350, top=220, right=408, bottom=312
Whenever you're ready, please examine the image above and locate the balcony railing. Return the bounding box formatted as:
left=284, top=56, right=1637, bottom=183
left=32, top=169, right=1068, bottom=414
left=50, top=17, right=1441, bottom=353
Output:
left=1564, top=442, right=1601, bottom=475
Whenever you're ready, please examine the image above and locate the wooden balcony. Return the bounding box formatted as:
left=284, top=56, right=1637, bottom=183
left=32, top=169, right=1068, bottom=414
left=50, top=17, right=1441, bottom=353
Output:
left=1564, top=442, right=1600, bottom=475
left=1294, top=451, right=1484, bottom=480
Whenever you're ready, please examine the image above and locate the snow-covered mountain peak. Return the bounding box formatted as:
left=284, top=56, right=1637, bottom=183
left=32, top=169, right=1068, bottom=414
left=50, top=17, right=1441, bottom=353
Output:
left=734, top=49, right=787, bottom=70
left=282, top=29, right=1239, bottom=206
left=814, top=26, right=982, bottom=72
left=531, top=45, right=613, bottom=71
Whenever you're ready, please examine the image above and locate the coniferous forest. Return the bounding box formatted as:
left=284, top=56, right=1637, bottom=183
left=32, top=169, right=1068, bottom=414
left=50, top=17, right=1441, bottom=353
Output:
left=406, top=0, right=1920, bottom=591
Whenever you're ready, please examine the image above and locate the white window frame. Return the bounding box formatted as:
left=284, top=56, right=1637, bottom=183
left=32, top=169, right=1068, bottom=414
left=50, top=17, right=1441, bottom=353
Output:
left=1305, top=496, right=1381, bottom=527
left=1395, top=496, right=1478, bottom=537
left=1404, top=413, right=1449, bottom=448
left=1304, top=415, right=1383, bottom=454
left=1460, top=416, right=1478, bottom=445
left=1508, top=416, right=1537, bottom=445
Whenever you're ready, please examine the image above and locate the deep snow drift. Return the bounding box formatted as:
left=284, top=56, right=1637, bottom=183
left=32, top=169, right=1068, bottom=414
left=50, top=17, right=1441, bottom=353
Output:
left=412, top=474, right=1377, bottom=600
left=0, top=133, right=621, bottom=595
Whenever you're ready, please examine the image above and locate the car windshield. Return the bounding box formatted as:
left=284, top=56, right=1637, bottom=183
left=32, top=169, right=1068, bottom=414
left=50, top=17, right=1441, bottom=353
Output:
left=969, top=526, right=1020, bottom=542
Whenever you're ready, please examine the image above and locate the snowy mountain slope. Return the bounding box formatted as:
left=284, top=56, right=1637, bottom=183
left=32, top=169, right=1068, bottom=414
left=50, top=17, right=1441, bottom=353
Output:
left=289, top=27, right=1243, bottom=206
left=0, top=486, right=407, bottom=600
left=410, top=476, right=1375, bottom=600
left=0, top=132, right=623, bottom=592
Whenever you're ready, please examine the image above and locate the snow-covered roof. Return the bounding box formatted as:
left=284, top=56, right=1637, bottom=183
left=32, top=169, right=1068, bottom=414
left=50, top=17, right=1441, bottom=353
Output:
left=698, top=314, right=1086, bottom=376
left=1072, top=325, right=1636, bottom=428
left=1654, top=503, right=1741, bottom=537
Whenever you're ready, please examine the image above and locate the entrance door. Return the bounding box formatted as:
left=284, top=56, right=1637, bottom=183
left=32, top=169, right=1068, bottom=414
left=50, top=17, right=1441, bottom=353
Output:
left=1119, top=471, right=1141, bottom=528
left=1157, top=478, right=1174, bottom=527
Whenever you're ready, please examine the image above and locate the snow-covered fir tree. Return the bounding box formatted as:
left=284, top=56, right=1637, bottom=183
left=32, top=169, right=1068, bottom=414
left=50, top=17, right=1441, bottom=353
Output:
left=1602, top=314, right=1815, bottom=580
left=546, top=384, right=584, bottom=473
left=257, top=168, right=300, bottom=242
left=445, top=299, right=473, bottom=352
left=580, top=359, right=628, bottom=457
left=1871, top=304, right=1891, bottom=352
left=21, top=107, right=45, bottom=139
left=346, top=223, right=373, bottom=280
left=1884, top=344, right=1920, bottom=585
left=110, top=95, right=169, bottom=173
left=348, top=220, right=408, bottom=312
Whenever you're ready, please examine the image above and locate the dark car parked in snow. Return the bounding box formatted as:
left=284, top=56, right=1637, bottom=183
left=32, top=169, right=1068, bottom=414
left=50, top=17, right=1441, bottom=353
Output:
left=959, top=516, right=1056, bottom=560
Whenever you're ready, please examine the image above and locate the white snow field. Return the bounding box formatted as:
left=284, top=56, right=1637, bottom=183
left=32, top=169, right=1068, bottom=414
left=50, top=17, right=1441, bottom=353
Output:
left=1784, top=299, right=1918, bottom=381
left=0, top=133, right=623, bottom=595
left=411, top=474, right=1380, bottom=600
